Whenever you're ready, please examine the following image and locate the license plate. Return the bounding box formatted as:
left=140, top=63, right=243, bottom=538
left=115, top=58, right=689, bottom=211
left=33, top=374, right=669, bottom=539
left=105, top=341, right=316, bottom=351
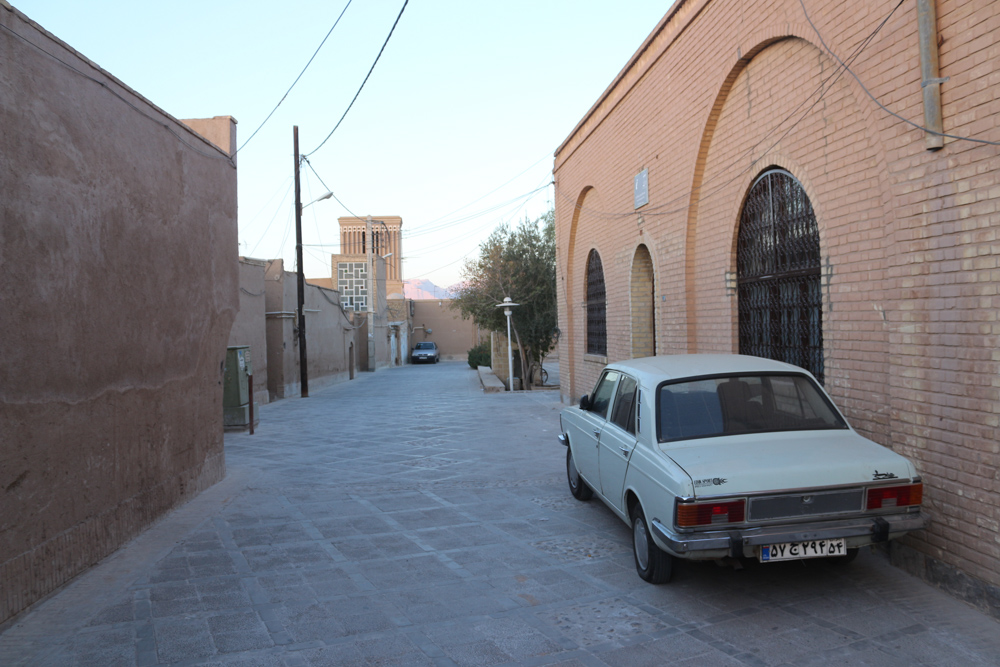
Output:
left=759, top=538, right=846, bottom=562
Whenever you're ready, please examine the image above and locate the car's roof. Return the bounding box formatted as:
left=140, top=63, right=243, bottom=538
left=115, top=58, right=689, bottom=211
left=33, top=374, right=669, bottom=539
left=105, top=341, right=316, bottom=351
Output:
left=605, top=354, right=811, bottom=384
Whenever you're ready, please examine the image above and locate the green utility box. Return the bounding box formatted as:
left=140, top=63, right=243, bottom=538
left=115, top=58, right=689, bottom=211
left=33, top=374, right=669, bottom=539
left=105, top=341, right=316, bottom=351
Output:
left=224, top=346, right=258, bottom=430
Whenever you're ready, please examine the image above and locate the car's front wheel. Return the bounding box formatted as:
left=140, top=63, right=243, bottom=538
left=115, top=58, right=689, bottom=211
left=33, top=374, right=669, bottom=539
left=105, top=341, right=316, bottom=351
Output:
left=566, top=447, right=592, bottom=501
left=632, top=504, right=673, bottom=584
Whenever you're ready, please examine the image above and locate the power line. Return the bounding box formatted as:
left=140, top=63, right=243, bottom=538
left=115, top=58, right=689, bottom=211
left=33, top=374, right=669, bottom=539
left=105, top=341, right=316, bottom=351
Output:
left=0, top=21, right=234, bottom=167
left=236, top=0, right=353, bottom=154
left=404, top=182, right=553, bottom=239
left=555, top=0, right=903, bottom=221
left=301, top=157, right=363, bottom=220
left=248, top=180, right=294, bottom=256
left=409, top=179, right=552, bottom=255
left=799, top=0, right=1000, bottom=147
left=411, top=152, right=553, bottom=229
left=305, top=0, right=410, bottom=157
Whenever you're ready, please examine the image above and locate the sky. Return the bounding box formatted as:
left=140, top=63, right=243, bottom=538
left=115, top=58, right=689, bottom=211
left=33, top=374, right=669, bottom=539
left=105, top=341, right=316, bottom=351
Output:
left=12, top=0, right=674, bottom=287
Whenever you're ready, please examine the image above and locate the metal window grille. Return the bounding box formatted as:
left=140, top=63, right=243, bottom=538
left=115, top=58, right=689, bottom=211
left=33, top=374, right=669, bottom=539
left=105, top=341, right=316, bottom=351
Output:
left=586, top=250, right=607, bottom=355
left=737, top=169, right=824, bottom=383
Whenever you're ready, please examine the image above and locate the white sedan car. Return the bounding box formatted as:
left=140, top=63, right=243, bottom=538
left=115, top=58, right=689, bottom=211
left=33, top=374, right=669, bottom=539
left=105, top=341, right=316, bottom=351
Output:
left=558, top=355, right=929, bottom=583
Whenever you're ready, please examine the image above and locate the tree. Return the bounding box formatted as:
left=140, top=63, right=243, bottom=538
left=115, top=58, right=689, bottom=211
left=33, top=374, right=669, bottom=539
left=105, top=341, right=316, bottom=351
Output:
left=452, top=210, right=557, bottom=389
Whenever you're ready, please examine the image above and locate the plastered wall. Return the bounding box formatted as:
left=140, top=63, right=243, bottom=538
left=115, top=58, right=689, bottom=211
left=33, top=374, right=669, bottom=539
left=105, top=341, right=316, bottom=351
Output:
left=228, top=258, right=270, bottom=404
left=410, top=300, right=481, bottom=360
left=264, top=260, right=365, bottom=400
left=0, top=7, right=237, bottom=624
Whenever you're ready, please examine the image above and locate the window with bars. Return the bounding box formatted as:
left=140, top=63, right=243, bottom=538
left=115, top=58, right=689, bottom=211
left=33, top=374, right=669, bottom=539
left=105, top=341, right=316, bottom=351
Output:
left=586, top=250, right=607, bottom=356
left=737, top=169, right=824, bottom=383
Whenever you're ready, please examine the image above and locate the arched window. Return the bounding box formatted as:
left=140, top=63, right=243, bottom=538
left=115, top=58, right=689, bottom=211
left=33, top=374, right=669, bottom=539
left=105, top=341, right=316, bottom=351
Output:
left=737, top=169, right=824, bottom=383
left=586, top=250, right=607, bottom=356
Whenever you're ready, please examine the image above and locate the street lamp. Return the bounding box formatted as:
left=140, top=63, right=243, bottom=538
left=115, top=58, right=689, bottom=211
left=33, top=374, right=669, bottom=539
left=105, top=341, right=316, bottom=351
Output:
left=495, top=297, right=520, bottom=391
left=303, top=191, right=333, bottom=208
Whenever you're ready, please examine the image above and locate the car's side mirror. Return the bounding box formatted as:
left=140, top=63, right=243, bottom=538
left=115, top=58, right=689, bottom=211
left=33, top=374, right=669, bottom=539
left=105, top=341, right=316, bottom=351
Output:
left=579, top=394, right=591, bottom=411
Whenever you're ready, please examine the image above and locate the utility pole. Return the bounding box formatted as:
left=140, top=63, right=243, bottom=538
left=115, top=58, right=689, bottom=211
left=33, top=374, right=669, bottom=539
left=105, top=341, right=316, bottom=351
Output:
left=294, top=126, right=309, bottom=397
left=366, top=215, right=374, bottom=371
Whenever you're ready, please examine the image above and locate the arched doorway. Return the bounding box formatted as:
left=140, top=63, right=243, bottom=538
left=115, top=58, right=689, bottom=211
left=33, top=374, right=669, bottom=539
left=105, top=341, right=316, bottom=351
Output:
left=737, top=168, right=824, bottom=383
left=586, top=250, right=607, bottom=356
left=630, top=245, right=655, bottom=358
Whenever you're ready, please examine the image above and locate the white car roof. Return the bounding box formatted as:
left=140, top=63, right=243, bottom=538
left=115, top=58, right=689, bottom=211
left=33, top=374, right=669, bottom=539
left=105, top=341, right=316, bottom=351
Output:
left=605, top=354, right=812, bottom=386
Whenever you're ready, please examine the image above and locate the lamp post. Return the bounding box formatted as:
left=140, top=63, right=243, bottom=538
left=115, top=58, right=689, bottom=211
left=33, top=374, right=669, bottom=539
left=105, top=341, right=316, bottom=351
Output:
left=495, top=297, right=520, bottom=391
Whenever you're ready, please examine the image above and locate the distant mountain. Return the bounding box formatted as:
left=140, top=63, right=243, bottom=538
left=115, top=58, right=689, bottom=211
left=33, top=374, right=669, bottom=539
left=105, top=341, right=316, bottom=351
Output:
left=404, top=279, right=456, bottom=300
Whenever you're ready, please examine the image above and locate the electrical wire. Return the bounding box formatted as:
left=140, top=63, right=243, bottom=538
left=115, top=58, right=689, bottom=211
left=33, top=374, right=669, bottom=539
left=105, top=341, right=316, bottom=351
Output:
left=403, top=182, right=553, bottom=239
left=0, top=21, right=235, bottom=167
left=554, top=0, right=907, bottom=221
left=799, top=0, right=1000, bottom=147
left=411, top=151, right=554, bottom=230
left=305, top=0, right=409, bottom=157
left=301, top=157, right=363, bottom=221
left=236, top=0, right=353, bottom=154
left=249, top=180, right=295, bottom=257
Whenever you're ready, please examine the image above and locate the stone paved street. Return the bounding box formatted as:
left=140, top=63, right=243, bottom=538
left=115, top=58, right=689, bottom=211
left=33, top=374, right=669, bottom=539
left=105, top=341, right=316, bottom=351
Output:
left=2, top=361, right=999, bottom=666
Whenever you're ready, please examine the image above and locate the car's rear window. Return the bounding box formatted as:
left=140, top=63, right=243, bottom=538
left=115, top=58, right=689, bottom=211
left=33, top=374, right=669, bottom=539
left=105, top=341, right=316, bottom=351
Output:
left=657, top=374, right=848, bottom=442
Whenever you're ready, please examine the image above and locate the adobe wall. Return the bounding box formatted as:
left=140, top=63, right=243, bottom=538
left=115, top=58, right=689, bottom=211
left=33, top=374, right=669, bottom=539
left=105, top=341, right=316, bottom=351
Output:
left=554, top=0, right=999, bottom=614
left=228, top=258, right=270, bottom=404
left=411, top=300, right=481, bottom=360
left=0, top=7, right=237, bottom=624
left=264, top=260, right=362, bottom=399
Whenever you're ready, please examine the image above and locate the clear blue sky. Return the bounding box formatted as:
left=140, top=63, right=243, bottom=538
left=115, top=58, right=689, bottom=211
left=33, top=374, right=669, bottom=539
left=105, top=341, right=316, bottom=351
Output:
left=12, top=1, right=673, bottom=287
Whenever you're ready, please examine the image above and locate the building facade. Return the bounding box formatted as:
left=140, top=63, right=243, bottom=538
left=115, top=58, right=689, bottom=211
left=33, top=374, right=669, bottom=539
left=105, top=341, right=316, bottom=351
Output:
left=554, top=0, right=999, bottom=615
left=338, top=216, right=404, bottom=299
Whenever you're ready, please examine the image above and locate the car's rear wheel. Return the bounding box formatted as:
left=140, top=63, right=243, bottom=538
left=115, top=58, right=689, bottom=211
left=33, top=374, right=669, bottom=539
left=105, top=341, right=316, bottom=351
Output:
left=632, top=504, right=673, bottom=584
left=566, top=448, right=592, bottom=501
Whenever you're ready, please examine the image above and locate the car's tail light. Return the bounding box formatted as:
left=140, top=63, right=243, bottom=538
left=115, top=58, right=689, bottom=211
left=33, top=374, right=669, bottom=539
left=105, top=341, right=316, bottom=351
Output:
left=866, top=483, right=922, bottom=510
left=676, top=499, right=746, bottom=527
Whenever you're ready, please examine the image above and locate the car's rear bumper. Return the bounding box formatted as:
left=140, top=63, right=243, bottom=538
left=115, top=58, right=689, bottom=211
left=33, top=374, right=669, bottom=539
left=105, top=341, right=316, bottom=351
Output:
left=650, top=511, right=929, bottom=559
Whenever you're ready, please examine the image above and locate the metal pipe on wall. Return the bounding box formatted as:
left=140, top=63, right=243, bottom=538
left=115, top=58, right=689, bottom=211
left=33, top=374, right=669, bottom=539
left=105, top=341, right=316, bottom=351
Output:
left=917, top=0, right=945, bottom=151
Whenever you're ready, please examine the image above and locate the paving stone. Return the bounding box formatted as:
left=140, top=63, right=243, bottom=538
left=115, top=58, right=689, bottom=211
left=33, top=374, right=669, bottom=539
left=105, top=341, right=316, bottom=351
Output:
left=3, top=362, right=1000, bottom=666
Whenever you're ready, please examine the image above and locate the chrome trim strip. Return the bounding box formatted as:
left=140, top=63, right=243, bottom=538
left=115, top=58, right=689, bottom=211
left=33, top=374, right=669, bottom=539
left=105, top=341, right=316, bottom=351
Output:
left=689, top=478, right=919, bottom=501
left=651, top=511, right=929, bottom=556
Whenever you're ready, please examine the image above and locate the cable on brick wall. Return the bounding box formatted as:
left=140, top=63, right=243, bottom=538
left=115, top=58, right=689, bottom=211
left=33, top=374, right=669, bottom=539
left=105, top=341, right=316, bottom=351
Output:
left=799, top=0, right=1000, bottom=147
left=553, top=0, right=910, bottom=221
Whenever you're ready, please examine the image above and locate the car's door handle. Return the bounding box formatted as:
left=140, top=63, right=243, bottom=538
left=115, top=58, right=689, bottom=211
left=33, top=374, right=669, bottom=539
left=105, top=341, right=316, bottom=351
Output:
left=619, top=446, right=631, bottom=457
left=593, top=428, right=601, bottom=438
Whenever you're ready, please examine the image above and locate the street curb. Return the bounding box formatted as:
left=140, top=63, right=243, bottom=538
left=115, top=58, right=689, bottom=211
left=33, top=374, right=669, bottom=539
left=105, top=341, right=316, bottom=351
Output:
left=477, top=366, right=505, bottom=392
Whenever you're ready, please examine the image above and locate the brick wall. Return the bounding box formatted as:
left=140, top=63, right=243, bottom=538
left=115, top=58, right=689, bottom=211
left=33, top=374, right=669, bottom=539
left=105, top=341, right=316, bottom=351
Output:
left=554, top=0, right=999, bottom=614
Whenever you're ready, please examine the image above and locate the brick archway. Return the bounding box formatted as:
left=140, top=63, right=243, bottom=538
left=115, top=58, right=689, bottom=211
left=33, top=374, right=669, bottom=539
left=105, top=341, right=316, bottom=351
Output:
left=630, top=244, right=655, bottom=358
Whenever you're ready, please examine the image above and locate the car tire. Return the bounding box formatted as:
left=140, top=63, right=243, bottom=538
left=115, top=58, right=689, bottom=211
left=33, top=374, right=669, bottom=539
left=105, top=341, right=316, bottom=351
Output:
left=632, top=504, right=673, bottom=584
left=566, top=448, right=593, bottom=501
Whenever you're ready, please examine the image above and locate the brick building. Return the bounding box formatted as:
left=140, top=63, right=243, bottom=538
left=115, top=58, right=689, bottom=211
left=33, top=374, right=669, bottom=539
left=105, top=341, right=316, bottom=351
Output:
left=338, top=216, right=404, bottom=299
left=554, top=0, right=999, bottom=614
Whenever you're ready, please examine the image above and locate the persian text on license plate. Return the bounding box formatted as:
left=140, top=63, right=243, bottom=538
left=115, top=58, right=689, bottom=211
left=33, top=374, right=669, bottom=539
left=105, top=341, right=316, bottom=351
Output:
left=759, top=539, right=846, bottom=562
